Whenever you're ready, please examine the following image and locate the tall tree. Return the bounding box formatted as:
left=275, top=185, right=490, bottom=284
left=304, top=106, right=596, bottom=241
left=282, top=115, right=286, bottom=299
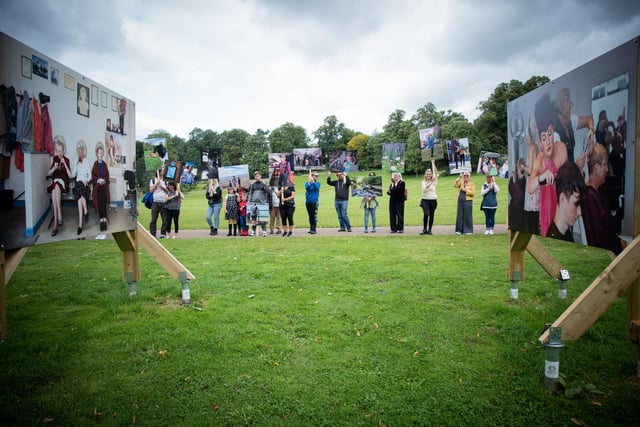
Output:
left=474, top=75, right=549, bottom=154
left=313, top=115, right=355, bottom=154
left=244, top=129, right=270, bottom=174
left=268, top=122, right=309, bottom=153
left=220, top=129, right=250, bottom=166
left=346, top=133, right=370, bottom=170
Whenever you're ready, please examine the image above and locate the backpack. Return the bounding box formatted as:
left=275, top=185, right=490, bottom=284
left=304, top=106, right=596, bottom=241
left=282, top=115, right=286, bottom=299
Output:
left=141, top=191, right=153, bottom=209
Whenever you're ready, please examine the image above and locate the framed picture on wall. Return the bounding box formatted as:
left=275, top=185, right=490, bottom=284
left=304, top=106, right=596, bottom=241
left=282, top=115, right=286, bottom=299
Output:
left=64, top=73, right=74, bottom=90
left=77, top=83, right=90, bottom=118
left=91, top=85, right=99, bottom=106
left=31, top=54, right=48, bottom=79
left=21, top=56, right=32, bottom=79
left=51, top=67, right=59, bottom=85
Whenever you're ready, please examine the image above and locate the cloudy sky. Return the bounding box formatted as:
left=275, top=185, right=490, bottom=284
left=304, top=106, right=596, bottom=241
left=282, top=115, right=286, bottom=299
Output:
left=1, top=0, right=639, bottom=141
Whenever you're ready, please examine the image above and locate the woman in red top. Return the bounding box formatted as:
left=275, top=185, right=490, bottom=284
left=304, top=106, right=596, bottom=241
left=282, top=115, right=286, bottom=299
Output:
left=48, top=138, right=71, bottom=236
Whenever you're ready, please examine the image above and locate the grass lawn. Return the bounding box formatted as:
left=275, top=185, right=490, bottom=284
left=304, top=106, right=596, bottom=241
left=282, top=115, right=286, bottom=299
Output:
left=1, top=232, right=639, bottom=425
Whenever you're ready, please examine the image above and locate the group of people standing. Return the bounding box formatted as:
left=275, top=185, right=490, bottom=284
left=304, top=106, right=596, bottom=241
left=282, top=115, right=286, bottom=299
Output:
left=148, top=168, right=184, bottom=239
left=195, top=161, right=501, bottom=237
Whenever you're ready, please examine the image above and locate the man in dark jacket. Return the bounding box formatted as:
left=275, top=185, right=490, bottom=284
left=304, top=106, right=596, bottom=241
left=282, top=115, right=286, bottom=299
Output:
left=327, top=171, right=352, bottom=232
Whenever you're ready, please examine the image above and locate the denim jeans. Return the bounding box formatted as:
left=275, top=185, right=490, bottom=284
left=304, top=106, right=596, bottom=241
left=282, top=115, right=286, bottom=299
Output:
left=206, top=203, right=222, bottom=229
left=334, top=200, right=351, bottom=230
left=364, top=208, right=376, bottom=230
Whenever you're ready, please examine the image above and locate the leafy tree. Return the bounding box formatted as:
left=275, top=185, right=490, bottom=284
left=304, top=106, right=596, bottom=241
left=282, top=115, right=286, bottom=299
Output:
left=244, top=129, right=270, bottom=174
left=135, top=140, right=146, bottom=188
left=220, top=128, right=251, bottom=166
left=313, top=115, right=355, bottom=154
left=268, top=122, right=309, bottom=153
left=184, top=128, right=220, bottom=166
left=346, top=133, right=370, bottom=169
left=474, top=75, right=549, bottom=154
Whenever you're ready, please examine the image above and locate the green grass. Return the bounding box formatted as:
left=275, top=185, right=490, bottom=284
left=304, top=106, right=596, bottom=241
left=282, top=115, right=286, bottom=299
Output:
left=1, top=236, right=638, bottom=426
left=137, top=172, right=509, bottom=230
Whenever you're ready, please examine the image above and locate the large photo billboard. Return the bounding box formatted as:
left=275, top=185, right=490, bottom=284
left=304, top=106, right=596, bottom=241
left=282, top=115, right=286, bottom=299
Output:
left=507, top=36, right=637, bottom=255
left=0, top=32, right=137, bottom=250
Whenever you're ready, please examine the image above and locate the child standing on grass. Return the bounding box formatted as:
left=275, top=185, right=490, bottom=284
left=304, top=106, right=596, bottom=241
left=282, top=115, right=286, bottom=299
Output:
left=361, top=195, right=378, bottom=233
left=224, top=187, right=239, bottom=236
left=164, top=182, right=184, bottom=239
left=238, top=190, right=248, bottom=236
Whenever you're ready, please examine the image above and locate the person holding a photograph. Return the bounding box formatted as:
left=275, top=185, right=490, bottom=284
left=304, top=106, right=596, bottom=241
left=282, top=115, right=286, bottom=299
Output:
left=278, top=182, right=296, bottom=237
left=454, top=171, right=475, bottom=235
left=480, top=174, right=500, bottom=235
left=387, top=172, right=405, bottom=233
left=72, top=140, right=91, bottom=235
left=164, top=181, right=184, bottom=239
left=92, top=142, right=110, bottom=232
left=205, top=177, right=222, bottom=235
left=48, top=138, right=72, bottom=236
left=248, top=171, right=270, bottom=237
left=361, top=172, right=378, bottom=233
left=327, top=170, right=352, bottom=232
left=304, top=170, right=321, bottom=234
left=420, top=159, right=438, bottom=235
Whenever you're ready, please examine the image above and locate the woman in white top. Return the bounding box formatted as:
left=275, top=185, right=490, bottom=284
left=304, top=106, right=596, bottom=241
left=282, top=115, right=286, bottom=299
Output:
left=72, top=140, right=92, bottom=235
left=420, top=159, right=438, bottom=235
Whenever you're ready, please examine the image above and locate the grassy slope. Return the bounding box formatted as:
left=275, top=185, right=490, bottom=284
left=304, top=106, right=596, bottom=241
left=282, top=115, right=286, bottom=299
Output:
left=1, top=235, right=638, bottom=426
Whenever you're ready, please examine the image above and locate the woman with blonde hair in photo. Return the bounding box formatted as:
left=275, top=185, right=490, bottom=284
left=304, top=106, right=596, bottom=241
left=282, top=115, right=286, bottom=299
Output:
left=72, top=139, right=91, bottom=235
left=48, top=136, right=72, bottom=236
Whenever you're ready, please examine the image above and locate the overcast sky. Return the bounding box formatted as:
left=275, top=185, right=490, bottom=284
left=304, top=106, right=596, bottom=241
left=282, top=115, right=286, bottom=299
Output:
left=1, top=0, right=639, bottom=141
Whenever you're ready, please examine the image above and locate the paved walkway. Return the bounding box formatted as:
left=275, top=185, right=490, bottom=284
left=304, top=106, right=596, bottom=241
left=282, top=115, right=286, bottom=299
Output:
left=166, top=224, right=508, bottom=239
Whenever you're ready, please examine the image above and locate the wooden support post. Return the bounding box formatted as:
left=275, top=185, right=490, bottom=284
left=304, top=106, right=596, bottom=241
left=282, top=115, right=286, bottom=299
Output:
left=525, top=235, right=564, bottom=279
left=135, top=222, right=195, bottom=281
left=112, top=228, right=140, bottom=283
left=539, top=236, right=640, bottom=343
left=508, top=230, right=531, bottom=281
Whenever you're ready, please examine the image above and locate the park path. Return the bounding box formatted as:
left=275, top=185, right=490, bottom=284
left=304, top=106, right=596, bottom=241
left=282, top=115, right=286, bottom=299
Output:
left=165, top=224, right=508, bottom=239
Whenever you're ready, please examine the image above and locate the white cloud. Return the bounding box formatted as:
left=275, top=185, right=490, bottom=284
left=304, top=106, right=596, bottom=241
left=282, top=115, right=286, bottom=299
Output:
left=1, top=0, right=639, bottom=140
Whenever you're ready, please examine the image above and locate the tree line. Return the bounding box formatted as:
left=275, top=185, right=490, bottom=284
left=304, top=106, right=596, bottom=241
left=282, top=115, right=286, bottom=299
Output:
left=137, top=75, right=549, bottom=184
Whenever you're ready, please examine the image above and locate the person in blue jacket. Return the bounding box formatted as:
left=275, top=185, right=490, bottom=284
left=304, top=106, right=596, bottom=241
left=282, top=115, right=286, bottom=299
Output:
left=304, top=170, right=321, bottom=234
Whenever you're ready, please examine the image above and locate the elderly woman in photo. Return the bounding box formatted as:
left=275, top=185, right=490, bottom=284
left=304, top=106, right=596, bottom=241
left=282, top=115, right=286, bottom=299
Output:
left=72, top=140, right=91, bottom=235
left=92, top=142, right=110, bottom=231
left=48, top=136, right=72, bottom=236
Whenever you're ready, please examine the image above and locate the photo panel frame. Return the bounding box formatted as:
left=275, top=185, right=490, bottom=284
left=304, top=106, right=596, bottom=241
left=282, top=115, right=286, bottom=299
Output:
left=64, top=73, right=74, bottom=90
left=77, top=83, right=90, bottom=117
left=91, top=85, right=99, bottom=106
left=21, top=55, right=32, bottom=79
